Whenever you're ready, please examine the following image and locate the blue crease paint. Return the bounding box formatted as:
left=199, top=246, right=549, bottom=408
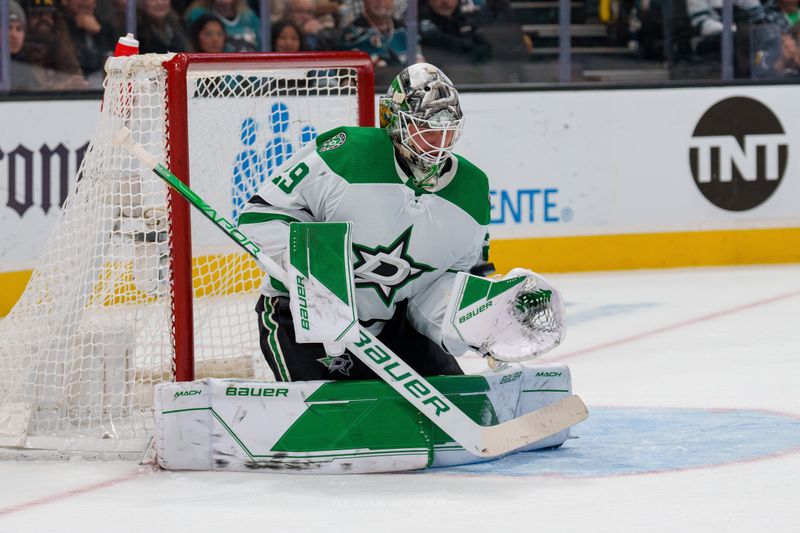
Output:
left=437, top=407, right=800, bottom=477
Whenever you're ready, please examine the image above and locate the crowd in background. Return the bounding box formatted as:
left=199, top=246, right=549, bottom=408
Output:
left=3, top=0, right=509, bottom=90
left=2, top=0, right=799, bottom=91
left=628, top=0, right=800, bottom=77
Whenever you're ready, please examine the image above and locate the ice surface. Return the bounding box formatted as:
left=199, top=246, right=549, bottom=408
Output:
left=1, top=264, right=798, bottom=532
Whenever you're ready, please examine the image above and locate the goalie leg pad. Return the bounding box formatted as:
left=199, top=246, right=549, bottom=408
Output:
left=153, top=365, right=575, bottom=474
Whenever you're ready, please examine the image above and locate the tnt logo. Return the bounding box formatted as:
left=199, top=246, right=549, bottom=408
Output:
left=232, top=102, right=318, bottom=220
left=689, top=97, right=788, bottom=212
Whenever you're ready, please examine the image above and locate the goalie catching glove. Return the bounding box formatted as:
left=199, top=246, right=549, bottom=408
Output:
left=441, top=268, right=566, bottom=363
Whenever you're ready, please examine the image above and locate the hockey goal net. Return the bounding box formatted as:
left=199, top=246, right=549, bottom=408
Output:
left=0, top=52, right=375, bottom=457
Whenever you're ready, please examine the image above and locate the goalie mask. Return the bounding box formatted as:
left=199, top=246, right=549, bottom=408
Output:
left=380, top=63, right=464, bottom=190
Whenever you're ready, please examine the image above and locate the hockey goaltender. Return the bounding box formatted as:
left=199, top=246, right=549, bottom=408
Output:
left=148, top=63, right=588, bottom=473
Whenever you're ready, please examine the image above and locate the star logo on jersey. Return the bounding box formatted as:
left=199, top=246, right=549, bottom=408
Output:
left=316, top=353, right=354, bottom=376
left=319, top=132, right=347, bottom=152
left=352, top=226, right=435, bottom=306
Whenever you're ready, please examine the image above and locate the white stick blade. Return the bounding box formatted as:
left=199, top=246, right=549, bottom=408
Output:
left=479, top=395, right=588, bottom=457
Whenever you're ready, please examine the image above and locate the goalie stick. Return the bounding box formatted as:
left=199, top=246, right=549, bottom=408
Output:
left=113, top=127, right=588, bottom=457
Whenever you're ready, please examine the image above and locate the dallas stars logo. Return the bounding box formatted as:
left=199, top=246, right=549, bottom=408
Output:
left=352, top=226, right=434, bottom=306
left=316, top=353, right=354, bottom=376
left=319, top=132, right=346, bottom=152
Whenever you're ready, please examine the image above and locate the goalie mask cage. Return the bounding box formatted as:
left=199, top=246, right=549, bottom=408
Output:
left=0, top=52, right=375, bottom=457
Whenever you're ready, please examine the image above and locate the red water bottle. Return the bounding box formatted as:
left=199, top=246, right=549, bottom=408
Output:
left=102, top=34, right=139, bottom=111
left=114, top=33, right=139, bottom=57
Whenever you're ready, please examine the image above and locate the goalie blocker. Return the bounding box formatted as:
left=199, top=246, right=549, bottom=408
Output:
left=153, top=364, right=577, bottom=473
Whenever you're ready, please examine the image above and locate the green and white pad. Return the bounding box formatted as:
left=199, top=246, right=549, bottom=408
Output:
left=153, top=364, right=575, bottom=474
left=287, top=222, right=359, bottom=345
left=442, top=269, right=566, bottom=363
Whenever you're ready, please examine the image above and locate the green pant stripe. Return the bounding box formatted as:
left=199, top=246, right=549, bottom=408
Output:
left=262, top=298, right=291, bottom=381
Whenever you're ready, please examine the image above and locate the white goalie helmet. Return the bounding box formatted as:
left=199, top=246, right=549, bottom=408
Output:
left=379, top=63, right=464, bottom=189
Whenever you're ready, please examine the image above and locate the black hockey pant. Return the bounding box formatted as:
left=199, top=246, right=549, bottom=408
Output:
left=255, top=295, right=464, bottom=382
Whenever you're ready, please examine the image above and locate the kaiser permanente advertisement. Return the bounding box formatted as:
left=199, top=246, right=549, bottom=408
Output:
left=1, top=86, right=799, bottom=314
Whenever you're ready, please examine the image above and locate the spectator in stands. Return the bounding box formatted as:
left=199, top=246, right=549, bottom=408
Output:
left=184, top=0, right=261, bottom=51
left=137, top=0, right=191, bottom=52
left=686, top=0, right=766, bottom=56
left=777, top=0, right=799, bottom=27
left=285, top=0, right=320, bottom=33
left=419, top=0, right=491, bottom=63
left=335, top=0, right=358, bottom=27
left=7, top=1, right=27, bottom=58
left=776, top=22, right=800, bottom=73
left=7, top=0, right=47, bottom=90
left=283, top=0, right=341, bottom=50
left=752, top=20, right=800, bottom=76
left=282, top=0, right=325, bottom=50
left=340, top=0, right=413, bottom=65
left=271, top=20, right=306, bottom=51
left=189, top=13, right=227, bottom=52
left=22, top=0, right=89, bottom=89
left=780, top=24, right=800, bottom=71
left=250, top=0, right=336, bottom=27
left=61, top=0, right=117, bottom=88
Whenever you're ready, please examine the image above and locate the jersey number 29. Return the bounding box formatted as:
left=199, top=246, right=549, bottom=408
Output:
left=272, top=162, right=310, bottom=194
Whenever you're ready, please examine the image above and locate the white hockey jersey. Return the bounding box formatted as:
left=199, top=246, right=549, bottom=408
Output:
left=238, top=126, right=490, bottom=348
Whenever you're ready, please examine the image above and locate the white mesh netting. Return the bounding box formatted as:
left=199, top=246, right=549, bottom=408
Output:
left=0, top=54, right=365, bottom=456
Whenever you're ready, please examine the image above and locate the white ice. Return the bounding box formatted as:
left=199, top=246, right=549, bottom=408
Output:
left=1, top=264, right=798, bottom=532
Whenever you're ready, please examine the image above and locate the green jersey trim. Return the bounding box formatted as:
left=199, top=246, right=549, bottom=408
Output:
left=315, top=127, right=402, bottom=185
left=436, top=156, right=491, bottom=225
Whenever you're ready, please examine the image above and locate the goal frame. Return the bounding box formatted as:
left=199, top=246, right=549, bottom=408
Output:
left=162, top=52, right=375, bottom=383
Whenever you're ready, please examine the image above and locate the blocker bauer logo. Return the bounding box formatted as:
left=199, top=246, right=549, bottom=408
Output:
left=689, top=96, right=788, bottom=211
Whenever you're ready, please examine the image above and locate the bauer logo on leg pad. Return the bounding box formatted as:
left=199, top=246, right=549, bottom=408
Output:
left=225, top=386, right=289, bottom=397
